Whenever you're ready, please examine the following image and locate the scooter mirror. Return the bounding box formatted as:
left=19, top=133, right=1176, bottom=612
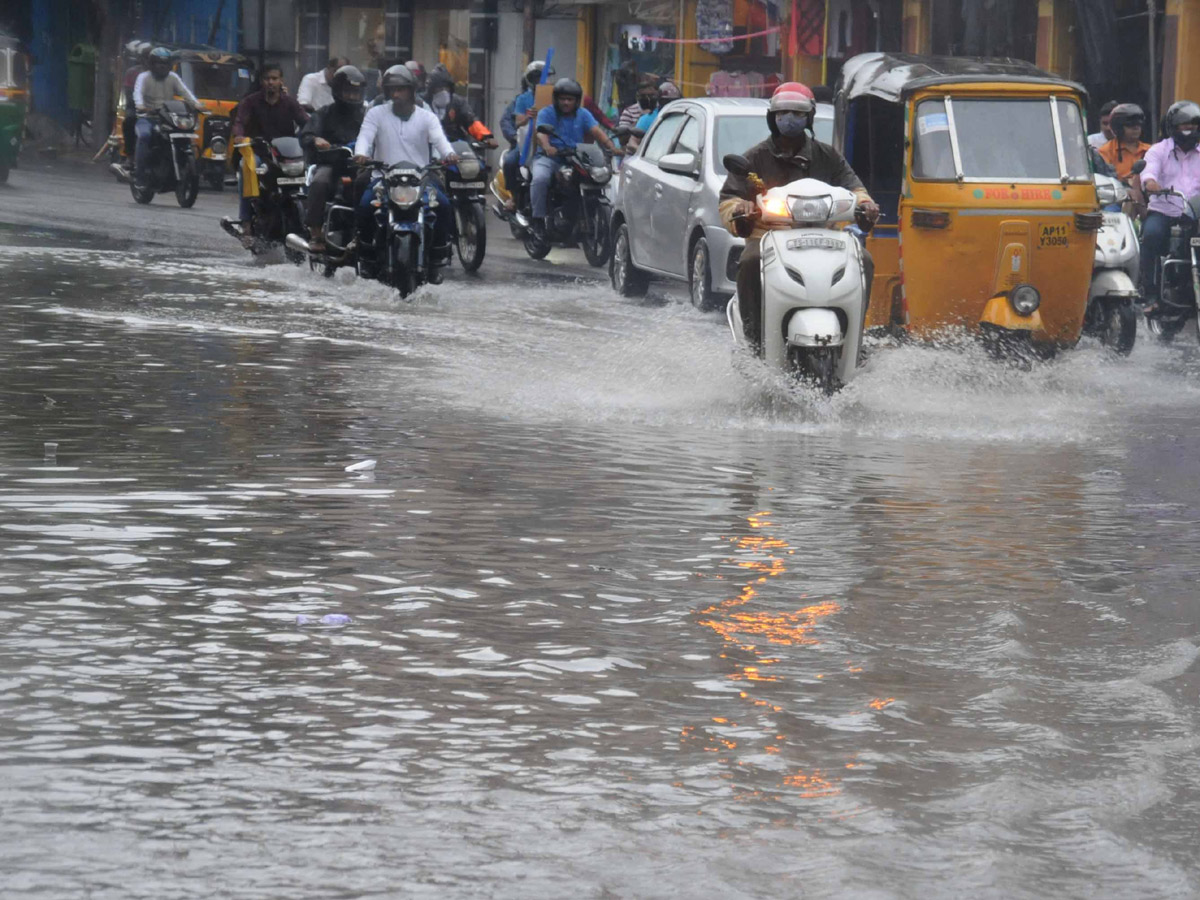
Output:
left=1131, top=159, right=1147, bottom=175
left=723, top=154, right=751, bottom=178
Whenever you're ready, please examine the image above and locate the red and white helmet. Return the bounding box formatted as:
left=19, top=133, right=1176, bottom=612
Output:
left=768, top=82, right=816, bottom=136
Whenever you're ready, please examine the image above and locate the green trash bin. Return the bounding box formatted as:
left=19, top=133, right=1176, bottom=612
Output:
left=67, top=43, right=96, bottom=113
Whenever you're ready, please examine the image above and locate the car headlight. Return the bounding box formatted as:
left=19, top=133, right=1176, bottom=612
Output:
left=590, top=165, right=611, bottom=184
left=281, top=160, right=304, bottom=177
left=1009, top=283, right=1041, bottom=316
left=388, top=184, right=421, bottom=207
left=456, top=157, right=481, bottom=180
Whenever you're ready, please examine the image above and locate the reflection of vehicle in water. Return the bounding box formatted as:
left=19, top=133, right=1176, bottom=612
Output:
left=102, top=44, right=252, bottom=190
left=835, top=54, right=1099, bottom=355
left=0, top=32, right=30, bottom=184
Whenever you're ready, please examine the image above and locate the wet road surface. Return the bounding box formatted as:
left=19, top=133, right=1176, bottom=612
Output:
left=3, top=173, right=1200, bottom=898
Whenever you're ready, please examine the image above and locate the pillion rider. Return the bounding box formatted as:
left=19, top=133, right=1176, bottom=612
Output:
left=718, top=82, right=879, bottom=353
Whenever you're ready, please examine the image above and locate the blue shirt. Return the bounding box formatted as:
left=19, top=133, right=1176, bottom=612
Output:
left=514, top=90, right=535, bottom=117
left=535, top=105, right=599, bottom=155
left=635, top=108, right=660, bottom=134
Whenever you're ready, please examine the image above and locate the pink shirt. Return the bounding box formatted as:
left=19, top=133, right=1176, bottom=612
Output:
left=1141, top=137, right=1200, bottom=217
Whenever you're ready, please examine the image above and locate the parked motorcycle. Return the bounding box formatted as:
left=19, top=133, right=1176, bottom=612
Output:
left=221, top=136, right=307, bottom=262
left=522, top=133, right=613, bottom=267
left=722, top=154, right=869, bottom=394
left=445, top=139, right=489, bottom=272
left=129, top=100, right=201, bottom=208
left=1082, top=173, right=1140, bottom=354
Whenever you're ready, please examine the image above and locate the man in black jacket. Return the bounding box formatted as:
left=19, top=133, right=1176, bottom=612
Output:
left=426, top=64, right=496, bottom=146
left=299, top=65, right=367, bottom=252
left=720, top=82, right=879, bottom=352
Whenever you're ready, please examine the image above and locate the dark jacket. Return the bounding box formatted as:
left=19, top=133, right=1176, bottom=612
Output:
left=233, top=90, right=309, bottom=141
left=431, top=94, right=492, bottom=143
left=300, top=101, right=365, bottom=156
left=719, top=133, right=871, bottom=239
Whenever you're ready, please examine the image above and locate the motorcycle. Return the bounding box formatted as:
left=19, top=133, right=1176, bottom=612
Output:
left=522, top=130, right=613, bottom=267
left=1132, top=158, right=1200, bottom=341
left=222, top=136, right=308, bottom=262
left=356, top=159, right=445, bottom=299
left=129, top=100, right=201, bottom=208
left=284, top=145, right=360, bottom=278
left=722, top=154, right=869, bottom=394
left=445, top=139, right=489, bottom=272
left=1082, top=173, right=1140, bottom=354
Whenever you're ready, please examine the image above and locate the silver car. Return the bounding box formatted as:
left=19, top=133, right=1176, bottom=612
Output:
left=609, top=98, right=833, bottom=309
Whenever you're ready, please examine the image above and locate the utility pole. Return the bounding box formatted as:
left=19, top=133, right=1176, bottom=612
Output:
left=523, top=0, right=535, bottom=67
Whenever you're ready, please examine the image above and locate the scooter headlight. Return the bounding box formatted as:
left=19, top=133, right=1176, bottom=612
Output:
left=1009, top=283, right=1041, bottom=316
left=1096, top=182, right=1119, bottom=206
left=791, top=196, right=833, bottom=224
left=388, top=184, right=421, bottom=207
left=281, top=159, right=304, bottom=177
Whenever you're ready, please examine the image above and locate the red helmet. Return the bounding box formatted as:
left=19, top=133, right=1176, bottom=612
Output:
left=770, top=82, right=816, bottom=115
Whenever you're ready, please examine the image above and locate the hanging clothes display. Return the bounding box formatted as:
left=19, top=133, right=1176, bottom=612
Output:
left=697, top=0, right=734, bottom=53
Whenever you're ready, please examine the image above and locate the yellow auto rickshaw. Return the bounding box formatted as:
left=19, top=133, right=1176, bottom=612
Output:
left=101, top=43, right=252, bottom=190
left=834, top=53, right=1100, bottom=352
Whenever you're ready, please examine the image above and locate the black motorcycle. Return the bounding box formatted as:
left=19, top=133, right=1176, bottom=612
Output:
left=358, top=160, right=444, bottom=299
left=1142, top=184, right=1200, bottom=342
left=130, top=100, right=201, bottom=208
left=445, top=139, right=489, bottom=273
left=284, top=145, right=359, bottom=278
left=522, top=131, right=613, bottom=267
left=222, top=136, right=308, bottom=262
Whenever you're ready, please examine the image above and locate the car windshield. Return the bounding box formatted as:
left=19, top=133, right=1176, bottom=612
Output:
left=913, top=96, right=1091, bottom=181
left=713, top=115, right=772, bottom=174
left=180, top=61, right=251, bottom=101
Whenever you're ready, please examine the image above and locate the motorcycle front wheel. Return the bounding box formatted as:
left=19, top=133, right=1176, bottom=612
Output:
left=582, top=201, right=611, bottom=268
left=456, top=201, right=487, bottom=272
left=130, top=180, right=155, bottom=204
left=391, top=233, right=418, bottom=299
left=175, top=158, right=199, bottom=208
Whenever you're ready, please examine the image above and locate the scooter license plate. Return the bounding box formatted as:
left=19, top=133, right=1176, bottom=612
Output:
left=1103, top=213, right=1124, bottom=229
left=277, top=177, right=306, bottom=185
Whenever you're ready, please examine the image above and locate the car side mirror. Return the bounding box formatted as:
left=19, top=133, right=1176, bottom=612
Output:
left=723, top=153, right=751, bottom=178
left=658, top=151, right=698, bottom=177
left=1131, top=159, right=1147, bottom=175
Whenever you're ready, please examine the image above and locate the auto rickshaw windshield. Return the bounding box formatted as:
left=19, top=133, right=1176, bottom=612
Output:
left=912, top=96, right=1090, bottom=182
left=180, top=61, right=252, bottom=101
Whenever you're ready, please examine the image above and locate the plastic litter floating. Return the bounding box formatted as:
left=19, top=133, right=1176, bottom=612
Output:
left=296, top=614, right=352, bottom=626
left=344, top=459, right=377, bottom=472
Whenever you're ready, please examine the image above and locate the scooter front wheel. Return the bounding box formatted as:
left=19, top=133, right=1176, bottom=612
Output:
left=1097, top=300, right=1137, bottom=354
left=789, top=346, right=839, bottom=395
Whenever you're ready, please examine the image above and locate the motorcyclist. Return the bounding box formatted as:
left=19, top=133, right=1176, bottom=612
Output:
left=1138, top=100, right=1200, bottom=307
left=353, top=64, right=458, bottom=282
left=618, top=73, right=658, bottom=131
left=228, top=62, right=309, bottom=247
left=426, top=63, right=496, bottom=146
left=719, top=81, right=879, bottom=353
left=530, top=77, right=617, bottom=240
left=628, top=80, right=681, bottom=153
left=499, top=60, right=554, bottom=212
left=132, top=47, right=204, bottom=189
left=1098, top=103, right=1151, bottom=181
left=299, top=64, right=366, bottom=252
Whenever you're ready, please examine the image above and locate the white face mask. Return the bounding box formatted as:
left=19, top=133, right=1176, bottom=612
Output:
left=433, top=90, right=450, bottom=109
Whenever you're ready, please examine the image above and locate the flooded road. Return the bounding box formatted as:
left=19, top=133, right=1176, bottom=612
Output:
left=4, top=226, right=1200, bottom=898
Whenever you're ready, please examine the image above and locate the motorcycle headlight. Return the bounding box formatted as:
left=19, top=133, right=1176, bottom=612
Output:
left=559, top=166, right=574, bottom=180
left=171, top=114, right=194, bottom=131
left=388, top=184, right=421, bottom=207
left=1009, top=283, right=1041, bottom=316
left=456, top=157, right=481, bottom=180
left=281, top=159, right=304, bottom=177
left=590, top=165, right=612, bottom=185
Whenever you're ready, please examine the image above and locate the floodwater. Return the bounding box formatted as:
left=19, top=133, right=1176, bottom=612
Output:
left=3, top=227, right=1200, bottom=898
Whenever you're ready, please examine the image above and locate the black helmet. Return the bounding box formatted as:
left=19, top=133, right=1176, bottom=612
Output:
left=1166, top=100, right=1200, bottom=150
left=524, top=60, right=555, bottom=87
left=552, top=77, right=583, bottom=101
left=382, top=64, right=417, bottom=93
left=1108, top=103, right=1144, bottom=140
left=331, top=65, right=366, bottom=105
left=429, top=63, right=454, bottom=94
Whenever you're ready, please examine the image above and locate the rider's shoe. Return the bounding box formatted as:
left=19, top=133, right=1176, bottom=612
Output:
left=428, top=266, right=444, bottom=285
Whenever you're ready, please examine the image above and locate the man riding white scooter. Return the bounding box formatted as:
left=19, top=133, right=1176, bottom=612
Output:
left=718, top=82, right=879, bottom=353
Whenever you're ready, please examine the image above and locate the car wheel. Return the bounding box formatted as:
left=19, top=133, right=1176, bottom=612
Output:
left=688, top=236, right=724, bottom=312
left=610, top=222, right=649, bottom=297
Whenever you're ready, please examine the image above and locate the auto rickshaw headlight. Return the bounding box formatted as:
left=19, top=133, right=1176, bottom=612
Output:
left=210, top=136, right=227, bottom=156
left=1010, top=283, right=1041, bottom=316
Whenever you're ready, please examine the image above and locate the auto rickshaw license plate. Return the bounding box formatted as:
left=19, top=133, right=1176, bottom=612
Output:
left=1038, top=224, right=1069, bottom=248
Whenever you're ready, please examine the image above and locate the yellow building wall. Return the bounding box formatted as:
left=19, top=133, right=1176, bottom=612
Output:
left=902, top=0, right=931, bottom=54
left=1036, top=0, right=1076, bottom=79
left=1163, top=0, right=1200, bottom=115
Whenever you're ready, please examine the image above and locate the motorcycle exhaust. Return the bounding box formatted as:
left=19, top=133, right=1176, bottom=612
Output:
left=284, top=233, right=311, bottom=256
left=109, top=163, right=131, bottom=183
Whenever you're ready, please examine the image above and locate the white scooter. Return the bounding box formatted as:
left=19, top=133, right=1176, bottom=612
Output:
left=723, top=154, right=868, bottom=393
left=1082, top=172, right=1140, bottom=354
